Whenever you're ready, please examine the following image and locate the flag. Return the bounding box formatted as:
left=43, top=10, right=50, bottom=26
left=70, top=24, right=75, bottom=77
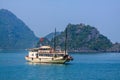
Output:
left=40, top=38, right=44, bottom=42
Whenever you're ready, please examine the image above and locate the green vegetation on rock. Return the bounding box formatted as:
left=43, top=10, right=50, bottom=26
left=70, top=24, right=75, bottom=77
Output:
left=43, top=23, right=112, bottom=52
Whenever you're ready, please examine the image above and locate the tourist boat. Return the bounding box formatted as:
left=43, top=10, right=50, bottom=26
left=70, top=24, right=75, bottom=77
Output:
left=25, top=28, right=73, bottom=64
left=25, top=45, right=73, bottom=64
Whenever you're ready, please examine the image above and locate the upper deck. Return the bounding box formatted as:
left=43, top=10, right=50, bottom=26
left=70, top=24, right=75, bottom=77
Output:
left=28, top=46, right=67, bottom=54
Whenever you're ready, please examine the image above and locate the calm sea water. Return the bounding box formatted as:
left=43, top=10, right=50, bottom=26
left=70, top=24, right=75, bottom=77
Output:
left=0, top=50, right=120, bottom=80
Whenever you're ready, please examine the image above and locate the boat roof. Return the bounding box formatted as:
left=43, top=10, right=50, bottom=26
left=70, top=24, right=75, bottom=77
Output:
left=40, top=46, right=51, bottom=49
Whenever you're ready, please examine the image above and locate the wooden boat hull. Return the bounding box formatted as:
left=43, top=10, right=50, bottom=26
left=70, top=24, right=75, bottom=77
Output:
left=25, top=56, right=70, bottom=64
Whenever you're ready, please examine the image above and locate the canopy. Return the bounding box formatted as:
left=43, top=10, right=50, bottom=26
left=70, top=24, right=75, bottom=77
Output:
left=40, top=46, right=51, bottom=49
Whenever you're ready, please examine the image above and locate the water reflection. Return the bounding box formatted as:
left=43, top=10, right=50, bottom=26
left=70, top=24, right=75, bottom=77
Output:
left=26, top=62, right=72, bottom=66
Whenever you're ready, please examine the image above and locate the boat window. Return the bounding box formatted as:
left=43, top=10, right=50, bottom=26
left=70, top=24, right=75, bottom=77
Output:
left=49, top=54, right=53, bottom=57
left=59, top=54, right=64, bottom=56
left=40, top=48, right=51, bottom=50
left=38, top=54, right=55, bottom=57
left=44, top=54, right=48, bottom=56
left=56, top=54, right=64, bottom=57
left=39, top=54, right=43, bottom=56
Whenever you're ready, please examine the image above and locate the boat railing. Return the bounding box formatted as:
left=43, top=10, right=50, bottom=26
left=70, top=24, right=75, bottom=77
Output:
left=38, top=50, right=66, bottom=54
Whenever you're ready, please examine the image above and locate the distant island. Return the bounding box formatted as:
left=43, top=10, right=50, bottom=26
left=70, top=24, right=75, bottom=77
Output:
left=38, top=23, right=120, bottom=52
left=0, top=9, right=120, bottom=52
left=0, top=9, right=38, bottom=49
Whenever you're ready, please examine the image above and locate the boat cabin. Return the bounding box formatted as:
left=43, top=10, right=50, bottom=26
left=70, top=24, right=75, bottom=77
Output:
left=28, top=46, right=65, bottom=58
left=38, top=46, right=53, bottom=53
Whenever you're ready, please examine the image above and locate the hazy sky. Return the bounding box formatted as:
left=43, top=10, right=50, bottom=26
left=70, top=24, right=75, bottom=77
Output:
left=0, top=0, right=120, bottom=43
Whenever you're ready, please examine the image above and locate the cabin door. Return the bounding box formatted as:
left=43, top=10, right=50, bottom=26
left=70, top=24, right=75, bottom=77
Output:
left=36, top=54, right=38, bottom=58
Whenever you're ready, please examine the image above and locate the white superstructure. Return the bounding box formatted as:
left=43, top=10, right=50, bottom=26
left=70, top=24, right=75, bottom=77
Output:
left=25, top=46, right=73, bottom=64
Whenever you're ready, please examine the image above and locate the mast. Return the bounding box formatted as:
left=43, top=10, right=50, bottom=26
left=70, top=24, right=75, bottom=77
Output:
left=54, top=28, right=56, bottom=52
left=65, top=28, right=67, bottom=55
